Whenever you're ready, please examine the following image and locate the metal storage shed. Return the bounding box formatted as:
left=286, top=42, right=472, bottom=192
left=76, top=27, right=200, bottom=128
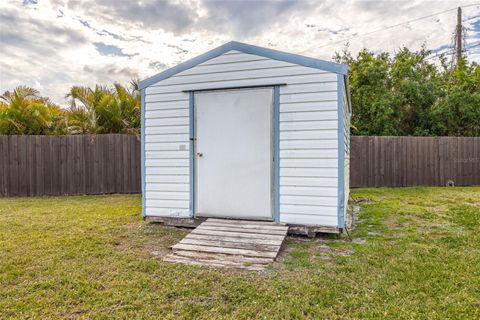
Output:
left=139, top=41, right=351, bottom=234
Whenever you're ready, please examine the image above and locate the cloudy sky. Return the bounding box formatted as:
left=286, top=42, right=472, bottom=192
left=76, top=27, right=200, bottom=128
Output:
left=1, top=0, right=479, bottom=106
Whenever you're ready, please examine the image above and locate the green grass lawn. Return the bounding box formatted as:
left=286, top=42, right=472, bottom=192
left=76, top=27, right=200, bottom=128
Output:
left=1, top=187, right=479, bottom=319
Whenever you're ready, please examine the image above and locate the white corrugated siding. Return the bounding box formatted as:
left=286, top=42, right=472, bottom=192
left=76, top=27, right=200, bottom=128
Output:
left=144, top=50, right=339, bottom=226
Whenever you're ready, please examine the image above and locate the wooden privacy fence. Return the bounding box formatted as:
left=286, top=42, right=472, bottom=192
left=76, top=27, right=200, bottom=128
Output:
left=0, top=134, right=140, bottom=197
left=0, top=135, right=479, bottom=196
left=350, top=136, right=480, bottom=187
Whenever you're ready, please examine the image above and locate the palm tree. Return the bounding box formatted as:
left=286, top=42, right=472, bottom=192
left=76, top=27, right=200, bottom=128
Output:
left=95, top=81, right=140, bottom=134
left=65, top=85, right=110, bottom=134
left=65, top=81, right=140, bottom=134
left=0, top=86, right=65, bottom=134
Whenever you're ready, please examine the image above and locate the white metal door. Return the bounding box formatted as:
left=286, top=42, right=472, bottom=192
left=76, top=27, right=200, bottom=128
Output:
left=195, top=88, right=274, bottom=220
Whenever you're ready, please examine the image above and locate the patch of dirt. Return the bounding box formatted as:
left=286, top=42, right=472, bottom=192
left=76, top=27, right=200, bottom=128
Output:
left=352, top=238, right=367, bottom=244
left=353, top=197, right=375, bottom=205
left=275, top=236, right=355, bottom=266
left=150, top=248, right=173, bottom=259
left=346, top=197, right=373, bottom=231
left=113, top=222, right=188, bottom=259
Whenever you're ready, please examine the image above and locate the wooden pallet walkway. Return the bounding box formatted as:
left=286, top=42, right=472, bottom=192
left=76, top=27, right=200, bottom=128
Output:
left=164, top=218, right=289, bottom=271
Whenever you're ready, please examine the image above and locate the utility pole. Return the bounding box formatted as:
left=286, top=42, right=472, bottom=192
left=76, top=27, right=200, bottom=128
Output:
left=455, top=6, right=462, bottom=66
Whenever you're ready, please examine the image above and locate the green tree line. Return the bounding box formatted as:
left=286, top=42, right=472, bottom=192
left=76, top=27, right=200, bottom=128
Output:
left=335, top=46, right=480, bottom=136
left=1, top=47, right=479, bottom=136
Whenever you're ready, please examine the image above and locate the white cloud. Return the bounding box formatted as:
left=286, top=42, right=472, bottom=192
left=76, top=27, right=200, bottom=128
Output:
left=0, top=0, right=479, bottom=106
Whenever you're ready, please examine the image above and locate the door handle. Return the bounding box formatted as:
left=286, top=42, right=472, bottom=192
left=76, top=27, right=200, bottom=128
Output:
left=197, top=152, right=203, bottom=157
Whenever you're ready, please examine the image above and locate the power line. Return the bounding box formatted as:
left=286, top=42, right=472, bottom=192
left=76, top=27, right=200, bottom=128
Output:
left=467, top=43, right=480, bottom=49
left=425, top=42, right=480, bottom=61
left=425, top=49, right=455, bottom=61
left=462, top=15, right=480, bottom=22
left=307, top=3, right=480, bottom=51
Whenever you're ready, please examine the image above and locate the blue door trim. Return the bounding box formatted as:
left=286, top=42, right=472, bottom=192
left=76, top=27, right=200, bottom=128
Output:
left=189, top=92, right=195, bottom=218
left=182, top=83, right=286, bottom=93
left=273, top=86, right=281, bottom=223
left=189, top=86, right=279, bottom=222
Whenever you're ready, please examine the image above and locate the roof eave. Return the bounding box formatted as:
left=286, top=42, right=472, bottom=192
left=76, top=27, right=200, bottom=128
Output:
left=139, top=41, right=348, bottom=90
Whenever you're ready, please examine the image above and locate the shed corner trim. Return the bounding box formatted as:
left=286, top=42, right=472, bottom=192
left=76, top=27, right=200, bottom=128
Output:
left=337, top=74, right=345, bottom=228
left=140, top=88, right=146, bottom=218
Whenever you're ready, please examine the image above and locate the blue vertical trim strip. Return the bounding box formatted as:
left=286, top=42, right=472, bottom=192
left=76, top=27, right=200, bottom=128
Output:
left=141, top=89, right=146, bottom=218
left=337, top=75, right=345, bottom=228
left=189, top=92, right=195, bottom=217
left=273, top=86, right=280, bottom=223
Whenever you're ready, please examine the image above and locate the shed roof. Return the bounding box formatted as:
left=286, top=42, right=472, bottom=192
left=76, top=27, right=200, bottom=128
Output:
left=139, top=41, right=348, bottom=90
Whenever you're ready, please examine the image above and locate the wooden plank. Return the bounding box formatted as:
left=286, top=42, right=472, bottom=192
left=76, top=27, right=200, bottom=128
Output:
left=0, top=136, right=8, bottom=196
left=474, top=138, right=480, bottom=185
left=374, top=136, right=381, bottom=187
left=172, top=243, right=278, bottom=258
left=179, top=238, right=280, bottom=252
left=44, top=136, right=53, bottom=195
left=367, top=136, right=374, bottom=187
left=50, top=136, right=59, bottom=195
left=17, top=135, right=27, bottom=196
left=431, top=137, right=438, bottom=185
left=59, top=136, right=68, bottom=195
left=451, top=137, right=458, bottom=184
left=96, top=135, right=104, bottom=193
left=81, top=135, right=89, bottom=194
left=106, top=134, right=115, bottom=193
left=195, top=225, right=288, bottom=236
left=94, top=134, right=101, bottom=194
left=79, top=135, right=87, bottom=194
left=463, top=137, right=472, bottom=185
left=465, top=138, right=472, bottom=185
left=432, top=137, right=439, bottom=186
left=101, top=135, right=109, bottom=193
left=72, top=136, right=80, bottom=194
left=185, top=233, right=284, bottom=246
left=33, top=136, right=42, bottom=195
left=191, top=228, right=286, bottom=240
left=66, top=135, right=74, bottom=195
left=172, top=250, right=273, bottom=264
left=395, top=137, right=402, bottom=187
left=128, top=135, right=135, bottom=193
left=122, top=134, right=129, bottom=193
left=135, top=135, right=141, bottom=191
left=163, top=254, right=268, bottom=271
left=114, top=134, right=123, bottom=193
left=385, top=137, right=392, bottom=187
left=8, top=136, right=19, bottom=196
left=417, top=137, right=424, bottom=185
